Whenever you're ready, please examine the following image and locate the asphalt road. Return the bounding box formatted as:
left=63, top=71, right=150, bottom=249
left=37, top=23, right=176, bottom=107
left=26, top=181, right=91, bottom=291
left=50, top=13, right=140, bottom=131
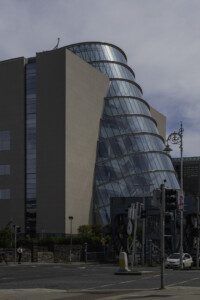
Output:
left=0, top=263, right=200, bottom=291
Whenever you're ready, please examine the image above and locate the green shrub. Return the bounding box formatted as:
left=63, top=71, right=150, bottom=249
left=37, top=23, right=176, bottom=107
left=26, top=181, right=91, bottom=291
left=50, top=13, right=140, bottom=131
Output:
left=0, top=227, right=12, bottom=248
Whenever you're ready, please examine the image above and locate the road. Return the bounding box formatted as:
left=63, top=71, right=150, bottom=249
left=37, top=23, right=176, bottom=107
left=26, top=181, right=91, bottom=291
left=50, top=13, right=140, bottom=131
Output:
left=0, top=263, right=200, bottom=299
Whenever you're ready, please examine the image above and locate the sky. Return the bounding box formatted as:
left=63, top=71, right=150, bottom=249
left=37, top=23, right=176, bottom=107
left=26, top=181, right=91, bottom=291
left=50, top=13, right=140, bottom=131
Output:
left=0, top=0, right=199, bottom=157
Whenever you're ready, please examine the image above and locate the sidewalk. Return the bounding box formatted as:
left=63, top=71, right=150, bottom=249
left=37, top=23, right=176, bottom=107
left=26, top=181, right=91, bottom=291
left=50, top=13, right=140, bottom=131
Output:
left=96, top=286, right=200, bottom=300
left=0, top=286, right=200, bottom=300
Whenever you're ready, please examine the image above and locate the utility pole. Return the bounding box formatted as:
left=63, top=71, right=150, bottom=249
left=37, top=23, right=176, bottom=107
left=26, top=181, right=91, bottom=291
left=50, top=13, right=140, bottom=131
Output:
left=160, top=183, right=165, bottom=289
left=179, top=122, right=184, bottom=269
left=14, top=225, right=17, bottom=264
left=13, top=224, right=21, bottom=264
left=164, top=122, right=184, bottom=269
left=173, top=211, right=177, bottom=253
left=142, top=198, right=145, bottom=266
left=131, top=202, right=138, bottom=269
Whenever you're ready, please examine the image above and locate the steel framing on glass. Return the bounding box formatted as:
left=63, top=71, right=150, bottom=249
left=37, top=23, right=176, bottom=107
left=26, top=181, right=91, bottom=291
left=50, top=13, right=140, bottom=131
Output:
left=68, top=42, right=180, bottom=224
left=25, top=62, right=37, bottom=235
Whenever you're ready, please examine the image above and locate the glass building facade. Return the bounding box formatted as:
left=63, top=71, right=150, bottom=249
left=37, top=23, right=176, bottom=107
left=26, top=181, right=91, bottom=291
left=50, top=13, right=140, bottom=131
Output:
left=25, top=61, right=37, bottom=235
left=68, top=42, right=179, bottom=224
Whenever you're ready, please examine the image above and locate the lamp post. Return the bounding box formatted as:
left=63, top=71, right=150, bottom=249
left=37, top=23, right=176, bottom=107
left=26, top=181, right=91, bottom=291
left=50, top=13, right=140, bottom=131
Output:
left=13, top=224, right=20, bottom=264
left=68, top=216, right=73, bottom=263
left=160, top=182, right=166, bottom=289
left=164, top=121, right=184, bottom=269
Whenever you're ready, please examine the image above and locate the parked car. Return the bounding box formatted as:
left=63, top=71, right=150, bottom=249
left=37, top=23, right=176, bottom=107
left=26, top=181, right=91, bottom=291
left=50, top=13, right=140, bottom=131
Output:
left=165, top=253, right=193, bottom=269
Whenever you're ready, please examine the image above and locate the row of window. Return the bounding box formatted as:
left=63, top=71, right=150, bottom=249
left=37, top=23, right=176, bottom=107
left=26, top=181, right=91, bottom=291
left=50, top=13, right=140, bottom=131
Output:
left=0, top=165, right=10, bottom=175
left=104, top=97, right=150, bottom=117
left=68, top=43, right=127, bottom=64
left=98, top=134, right=165, bottom=161
left=94, top=171, right=179, bottom=212
left=91, top=61, right=135, bottom=81
left=100, top=115, right=158, bottom=138
left=108, top=80, right=142, bottom=98
left=0, top=189, right=10, bottom=199
left=0, top=131, right=10, bottom=151
left=26, top=98, right=36, bottom=114
left=96, top=152, right=174, bottom=185
left=0, top=132, right=10, bottom=196
left=26, top=63, right=37, bottom=206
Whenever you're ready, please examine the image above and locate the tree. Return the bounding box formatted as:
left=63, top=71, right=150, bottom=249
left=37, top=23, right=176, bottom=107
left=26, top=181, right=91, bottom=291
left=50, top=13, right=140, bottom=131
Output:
left=0, top=227, right=12, bottom=248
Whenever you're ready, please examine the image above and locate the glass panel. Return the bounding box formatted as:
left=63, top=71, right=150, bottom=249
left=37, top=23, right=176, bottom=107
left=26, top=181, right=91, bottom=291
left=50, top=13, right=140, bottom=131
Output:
left=0, top=131, right=10, bottom=151
left=26, top=62, right=37, bottom=234
left=68, top=43, right=127, bottom=64
left=0, top=165, right=10, bottom=175
left=0, top=189, right=10, bottom=199
left=104, top=98, right=150, bottom=117
left=92, top=62, right=135, bottom=80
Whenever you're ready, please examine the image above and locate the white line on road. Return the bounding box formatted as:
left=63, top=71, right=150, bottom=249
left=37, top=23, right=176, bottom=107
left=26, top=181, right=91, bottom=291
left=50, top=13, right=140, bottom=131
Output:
left=83, top=279, right=137, bottom=291
left=167, top=277, right=199, bottom=287
left=82, top=274, right=162, bottom=290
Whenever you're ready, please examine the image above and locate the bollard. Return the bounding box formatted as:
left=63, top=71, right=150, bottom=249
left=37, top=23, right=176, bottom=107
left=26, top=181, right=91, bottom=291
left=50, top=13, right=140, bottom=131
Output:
left=118, top=252, right=130, bottom=272
left=115, top=251, right=142, bottom=275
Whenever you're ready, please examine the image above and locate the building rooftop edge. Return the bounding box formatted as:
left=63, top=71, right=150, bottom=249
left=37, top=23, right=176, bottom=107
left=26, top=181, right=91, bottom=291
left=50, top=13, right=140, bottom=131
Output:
left=172, top=156, right=200, bottom=161
left=0, top=42, right=127, bottom=64
left=66, top=41, right=127, bottom=61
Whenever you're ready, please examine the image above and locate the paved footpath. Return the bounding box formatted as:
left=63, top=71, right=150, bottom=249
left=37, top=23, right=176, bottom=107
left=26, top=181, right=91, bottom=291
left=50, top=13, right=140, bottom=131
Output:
left=0, top=286, right=200, bottom=300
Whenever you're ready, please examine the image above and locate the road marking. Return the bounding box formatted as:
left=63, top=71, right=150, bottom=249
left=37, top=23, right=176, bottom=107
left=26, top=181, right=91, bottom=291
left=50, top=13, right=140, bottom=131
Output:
left=83, top=279, right=137, bottom=290
left=82, top=274, right=162, bottom=290
left=167, top=277, right=199, bottom=287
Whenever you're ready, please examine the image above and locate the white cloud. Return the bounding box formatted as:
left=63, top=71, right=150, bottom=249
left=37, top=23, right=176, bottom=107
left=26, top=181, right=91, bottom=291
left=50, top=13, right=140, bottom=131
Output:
left=0, top=0, right=200, bottom=156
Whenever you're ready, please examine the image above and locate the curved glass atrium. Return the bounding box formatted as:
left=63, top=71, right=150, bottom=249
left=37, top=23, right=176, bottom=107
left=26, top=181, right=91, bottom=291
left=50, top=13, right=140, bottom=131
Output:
left=67, top=42, right=180, bottom=224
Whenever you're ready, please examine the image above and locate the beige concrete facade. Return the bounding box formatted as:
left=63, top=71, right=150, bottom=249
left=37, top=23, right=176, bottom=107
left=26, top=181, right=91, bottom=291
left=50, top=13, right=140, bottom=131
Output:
left=65, top=51, right=109, bottom=233
left=0, top=57, right=25, bottom=230
left=36, top=49, right=109, bottom=234
left=0, top=47, right=166, bottom=236
left=150, top=106, right=166, bottom=140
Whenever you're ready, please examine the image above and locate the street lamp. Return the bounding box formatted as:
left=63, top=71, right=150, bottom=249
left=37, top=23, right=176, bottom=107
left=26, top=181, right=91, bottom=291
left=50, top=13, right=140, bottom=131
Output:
left=13, top=224, right=20, bottom=264
left=68, top=216, right=73, bottom=263
left=164, top=121, right=184, bottom=269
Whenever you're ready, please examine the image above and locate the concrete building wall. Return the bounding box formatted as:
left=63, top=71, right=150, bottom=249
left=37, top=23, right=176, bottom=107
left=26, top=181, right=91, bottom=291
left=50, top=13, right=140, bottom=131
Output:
left=36, top=49, right=66, bottom=234
left=36, top=48, right=109, bottom=234
left=150, top=106, right=166, bottom=140
left=0, top=57, right=25, bottom=230
left=65, top=50, right=109, bottom=233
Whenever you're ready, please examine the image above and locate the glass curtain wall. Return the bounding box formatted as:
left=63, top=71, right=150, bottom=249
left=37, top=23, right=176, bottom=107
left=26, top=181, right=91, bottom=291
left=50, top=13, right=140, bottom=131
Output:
left=67, top=42, right=180, bottom=224
left=25, top=62, right=37, bottom=236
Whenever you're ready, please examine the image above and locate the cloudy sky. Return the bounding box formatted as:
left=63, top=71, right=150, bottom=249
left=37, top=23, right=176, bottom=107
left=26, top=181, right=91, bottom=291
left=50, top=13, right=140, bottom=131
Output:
left=0, top=0, right=199, bottom=157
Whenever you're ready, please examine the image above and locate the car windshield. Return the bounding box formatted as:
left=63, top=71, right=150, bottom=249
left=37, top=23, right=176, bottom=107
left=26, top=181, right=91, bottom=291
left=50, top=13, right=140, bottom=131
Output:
left=168, top=254, right=180, bottom=259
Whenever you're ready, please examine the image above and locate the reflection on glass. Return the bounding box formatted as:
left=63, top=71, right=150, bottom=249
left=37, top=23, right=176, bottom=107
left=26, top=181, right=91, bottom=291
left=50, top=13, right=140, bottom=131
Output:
left=25, top=62, right=37, bottom=235
left=0, top=131, right=10, bottom=151
left=0, top=189, right=10, bottom=199
left=68, top=42, right=179, bottom=224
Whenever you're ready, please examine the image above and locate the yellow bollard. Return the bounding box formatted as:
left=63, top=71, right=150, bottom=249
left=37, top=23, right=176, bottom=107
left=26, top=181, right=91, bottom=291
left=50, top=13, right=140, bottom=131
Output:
left=118, top=252, right=130, bottom=272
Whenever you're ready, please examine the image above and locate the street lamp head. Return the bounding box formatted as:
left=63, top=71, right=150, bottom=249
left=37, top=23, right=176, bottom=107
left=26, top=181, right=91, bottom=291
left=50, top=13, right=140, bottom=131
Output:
left=68, top=216, right=73, bottom=220
left=164, top=144, right=172, bottom=155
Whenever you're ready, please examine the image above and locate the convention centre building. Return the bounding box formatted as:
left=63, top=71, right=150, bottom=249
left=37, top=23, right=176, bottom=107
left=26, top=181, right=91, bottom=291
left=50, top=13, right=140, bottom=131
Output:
left=0, top=42, right=179, bottom=236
